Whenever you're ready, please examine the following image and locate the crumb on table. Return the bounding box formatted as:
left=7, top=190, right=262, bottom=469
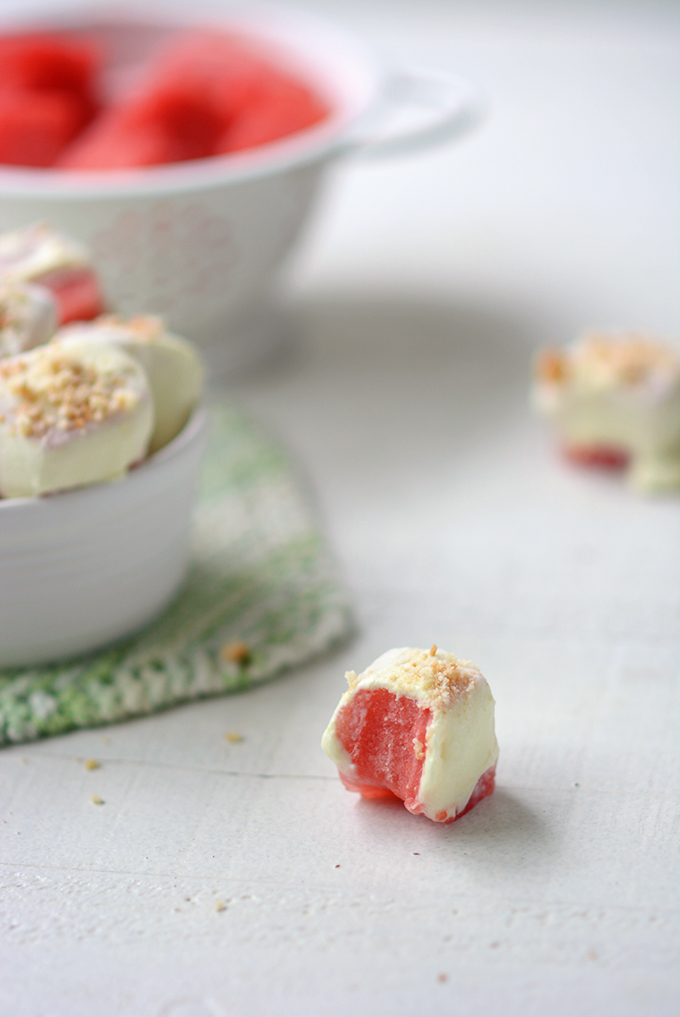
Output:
left=219, top=640, right=251, bottom=665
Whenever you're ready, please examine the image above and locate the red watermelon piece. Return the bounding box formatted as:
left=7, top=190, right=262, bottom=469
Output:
left=59, top=29, right=330, bottom=170
left=0, top=32, right=101, bottom=166
left=563, top=444, right=629, bottom=469
left=32, top=266, right=104, bottom=324
left=0, top=33, right=100, bottom=96
left=218, top=76, right=330, bottom=154
left=146, top=32, right=266, bottom=118
left=59, top=81, right=224, bottom=169
left=335, top=689, right=431, bottom=810
left=333, top=687, right=496, bottom=822
left=0, top=86, right=86, bottom=166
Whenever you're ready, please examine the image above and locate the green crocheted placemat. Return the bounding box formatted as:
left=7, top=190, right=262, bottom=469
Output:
left=0, top=399, right=352, bottom=746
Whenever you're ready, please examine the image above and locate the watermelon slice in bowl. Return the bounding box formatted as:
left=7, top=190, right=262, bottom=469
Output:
left=0, top=4, right=478, bottom=372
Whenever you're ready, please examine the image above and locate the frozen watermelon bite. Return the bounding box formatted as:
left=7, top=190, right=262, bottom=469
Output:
left=532, top=332, right=680, bottom=492
left=322, top=645, right=499, bottom=824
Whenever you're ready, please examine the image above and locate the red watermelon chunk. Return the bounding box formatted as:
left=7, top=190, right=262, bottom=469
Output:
left=0, top=33, right=101, bottom=166
left=59, top=81, right=224, bottom=169
left=563, top=443, right=629, bottom=470
left=59, top=29, right=330, bottom=170
left=0, top=33, right=100, bottom=96
left=0, top=86, right=86, bottom=166
left=32, top=266, right=104, bottom=324
left=335, top=688, right=431, bottom=810
left=218, top=76, right=330, bottom=154
left=145, top=31, right=266, bottom=119
left=0, top=27, right=330, bottom=170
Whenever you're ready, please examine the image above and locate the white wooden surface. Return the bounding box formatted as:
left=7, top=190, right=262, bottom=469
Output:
left=1, top=2, right=678, bottom=1015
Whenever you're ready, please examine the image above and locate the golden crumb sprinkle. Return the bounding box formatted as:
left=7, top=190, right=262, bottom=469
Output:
left=215, top=900, right=227, bottom=912
left=536, top=332, right=680, bottom=390
left=345, top=669, right=358, bottom=690
left=90, top=794, right=104, bottom=805
left=365, top=648, right=482, bottom=709
left=220, top=640, right=251, bottom=665
left=398, top=651, right=475, bottom=707
left=0, top=347, right=139, bottom=439
left=224, top=731, right=243, bottom=744
left=97, top=313, right=165, bottom=342
left=535, top=349, right=568, bottom=383
left=83, top=758, right=100, bottom=771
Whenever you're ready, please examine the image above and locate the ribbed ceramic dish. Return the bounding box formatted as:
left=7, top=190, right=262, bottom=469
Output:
left=0, top=407, right=208, bottom=668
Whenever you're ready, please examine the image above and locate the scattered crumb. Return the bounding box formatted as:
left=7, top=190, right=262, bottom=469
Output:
left=429, top=643, right=437, bottom=656
left=224, top=731, right=244, bottom=744
left=437, top=973, right=448, bottom=983
left=412, top=852, right=420, bottom=855
left=335, top=864, right=341, bottom=868
left=84, top=758, right=100, bottom=771
left=220, top=640, right=251, bottom=665
left=587, top=950, right=599, bottom=961
left=90, top=794, right=105, bottom=805
left=215, top=900, right=227, bottom=912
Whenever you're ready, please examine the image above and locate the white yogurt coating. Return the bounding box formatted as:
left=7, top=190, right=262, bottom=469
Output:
left=0, top=281, right=57, bottom=358
left=533, top=331, right=680, bottom=492
left=0, top=222, right=91, bottom=283
left=0, top=339, right=153, bottom=498
left=55, top=315, right=203, bottom=453
left=322, top=646, right=499, bottom=822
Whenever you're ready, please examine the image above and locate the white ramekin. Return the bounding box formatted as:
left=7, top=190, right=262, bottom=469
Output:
left=0, top=407, right=208, bottom=668
left=0, top=3, right=478, bottom=372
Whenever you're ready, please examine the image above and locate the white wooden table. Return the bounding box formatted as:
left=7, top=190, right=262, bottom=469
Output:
left=1, top=2, right=678, bottom=1014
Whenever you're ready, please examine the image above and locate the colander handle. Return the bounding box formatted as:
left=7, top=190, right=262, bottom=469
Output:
left=341, top=67, right=481, bottom=159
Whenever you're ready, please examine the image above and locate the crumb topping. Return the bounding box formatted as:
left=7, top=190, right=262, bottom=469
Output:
left=87, top=313, right=166, bottom=343
left=0, top=346, right=139, bottom=438
left=220, top=640, right=251, bottom=665
left=535, top=332, right=680, bottom=390
left=346, top=647, right=483, bottom=709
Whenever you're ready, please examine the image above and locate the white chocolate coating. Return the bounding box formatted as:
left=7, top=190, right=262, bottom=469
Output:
left=0, top=222, right=90, bottom=283
left=56, top=316, right=203, bottom=453
left=0, top=281, right=57, bottom=358
left=322, top=646, right=499, bottom=822
left=0, top=339, right=153, bottom=498
left=533, top=332, right=680, bottom=492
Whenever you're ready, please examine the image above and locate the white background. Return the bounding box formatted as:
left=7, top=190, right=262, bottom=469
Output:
left=1, top=1, right=678, bottom=1015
